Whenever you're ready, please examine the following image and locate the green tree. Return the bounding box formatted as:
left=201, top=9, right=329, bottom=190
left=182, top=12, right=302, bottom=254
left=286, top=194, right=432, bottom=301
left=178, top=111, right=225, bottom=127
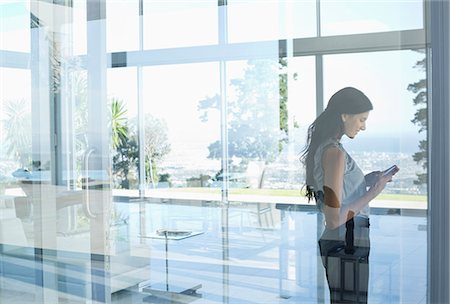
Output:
left=110, top=99, right=138, bottom=189
left=110, top=98, right=128, bottom=150
left=198, top=58, right=297, bottom=166
left=112, top=133, right=138, bottom=189
left=407, top=50, right=427, bottom=185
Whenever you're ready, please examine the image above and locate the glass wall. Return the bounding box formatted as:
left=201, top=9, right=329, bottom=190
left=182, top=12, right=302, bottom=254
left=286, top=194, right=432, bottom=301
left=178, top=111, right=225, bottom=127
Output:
left=0, top=0, right=429, bottom=303
left=143, top=1, right=218, bottom=49
left=227, top=0, right=317, bottom=42
left=107, top=67, right=139, bottom=190
left=142, top=63, right=221, bottom=191
left=320, top=0, right=423, bottom=35
left=0, top=1, right=30, bottom=52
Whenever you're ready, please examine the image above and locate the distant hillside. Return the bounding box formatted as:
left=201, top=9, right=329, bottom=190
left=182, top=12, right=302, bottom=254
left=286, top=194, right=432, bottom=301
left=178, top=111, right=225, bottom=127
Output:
left=342, top=133, right=425, bottom=154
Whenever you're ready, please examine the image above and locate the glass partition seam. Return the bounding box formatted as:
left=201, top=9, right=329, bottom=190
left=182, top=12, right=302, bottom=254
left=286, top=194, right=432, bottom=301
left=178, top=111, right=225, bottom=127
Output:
left=315, top=55, right=323, bottom=116
left=137, top=67, right=145, bottom=193
left=218, top=0, right=228, bottom=44
left=220, top=64, right=229, bottom=203
left=86, top=0, right=111, bottom=301
left=138, top=0, right=145, bottom=195
left=316, top=0, right=321, bottom=37
left=219, top=0, right=229, bottom=203
left=425, top=5, right=432, bottom=304
left=30, top=14, right=58, bottom=304
left=429, top=0, right=450, bottom=302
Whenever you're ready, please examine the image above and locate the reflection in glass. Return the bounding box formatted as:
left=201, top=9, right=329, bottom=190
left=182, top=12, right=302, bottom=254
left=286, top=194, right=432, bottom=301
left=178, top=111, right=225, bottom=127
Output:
left=72, top=0, right=87, bottom=55
left=0, top=0, right=430, bottom=302
left=108, top=68, right=140, bottom=190
left=0, top=1, right=30, bottom=52
left=143, top=63, right=221, bottom=193
left=0, top=68, right=33, bottom=247
left=323, top=49, right=427, bottom=303
left=320, top=0, right=423, bottom=36
left=143, top=1, right=218, bottom=49
left=228, top=0, right=316, bottom=43
left=107, top=0, right=139, bottom=52
left=215, top=58, right=315, bottom=198
left=324, top=50, right=427, bottom=196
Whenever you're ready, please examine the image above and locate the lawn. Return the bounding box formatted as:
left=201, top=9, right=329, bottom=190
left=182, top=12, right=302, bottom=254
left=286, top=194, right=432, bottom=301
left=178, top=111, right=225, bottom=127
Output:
left=166, top=187, right=427, bottom=202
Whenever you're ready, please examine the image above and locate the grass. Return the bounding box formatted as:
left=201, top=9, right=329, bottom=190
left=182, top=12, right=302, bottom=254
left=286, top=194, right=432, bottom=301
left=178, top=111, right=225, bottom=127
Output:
left=163, top=187, right=427, bottom=202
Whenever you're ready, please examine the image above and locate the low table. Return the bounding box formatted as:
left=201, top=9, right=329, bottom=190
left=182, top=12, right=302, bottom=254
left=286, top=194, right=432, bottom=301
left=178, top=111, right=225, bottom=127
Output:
left=139, top=230, right=204, bottom=303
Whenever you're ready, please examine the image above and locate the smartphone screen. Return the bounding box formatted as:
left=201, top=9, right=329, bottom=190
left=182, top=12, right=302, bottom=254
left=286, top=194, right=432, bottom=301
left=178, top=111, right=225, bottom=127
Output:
left=383, top=165, right=398, bottom=176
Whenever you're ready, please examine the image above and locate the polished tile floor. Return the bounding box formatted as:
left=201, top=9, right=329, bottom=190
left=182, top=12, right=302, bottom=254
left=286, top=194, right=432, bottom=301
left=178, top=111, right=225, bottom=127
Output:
left=0, top=200, right=427, bottom=303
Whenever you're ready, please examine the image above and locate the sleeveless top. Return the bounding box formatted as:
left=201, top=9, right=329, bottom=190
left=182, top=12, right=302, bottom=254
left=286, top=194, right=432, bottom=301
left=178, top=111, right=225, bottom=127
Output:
left=312, top=138, right=369, bottom=218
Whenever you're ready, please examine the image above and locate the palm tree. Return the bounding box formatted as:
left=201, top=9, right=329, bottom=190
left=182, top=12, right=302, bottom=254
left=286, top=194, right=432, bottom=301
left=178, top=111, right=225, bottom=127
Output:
left=2, top=99, right=32, bottom=168
left=110, top=98, right=128, bottom=150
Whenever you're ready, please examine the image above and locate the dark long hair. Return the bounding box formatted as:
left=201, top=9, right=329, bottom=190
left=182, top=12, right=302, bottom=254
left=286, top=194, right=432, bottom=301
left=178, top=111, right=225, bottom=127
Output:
left=300, top=87, right=373, bottom=201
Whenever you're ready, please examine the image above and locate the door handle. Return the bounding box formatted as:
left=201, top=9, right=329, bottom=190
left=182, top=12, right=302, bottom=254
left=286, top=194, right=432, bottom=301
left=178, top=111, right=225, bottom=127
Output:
left=83, top=148, right=96, bottom=219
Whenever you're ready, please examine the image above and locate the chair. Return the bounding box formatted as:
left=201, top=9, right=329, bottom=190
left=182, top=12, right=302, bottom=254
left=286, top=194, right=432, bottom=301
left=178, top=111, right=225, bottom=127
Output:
left=0, top=195, right=28, bottom=248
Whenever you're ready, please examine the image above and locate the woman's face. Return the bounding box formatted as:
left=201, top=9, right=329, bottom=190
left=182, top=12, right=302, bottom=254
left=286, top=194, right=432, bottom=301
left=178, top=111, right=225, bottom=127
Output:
left=341, top=111, right=370, bottom=139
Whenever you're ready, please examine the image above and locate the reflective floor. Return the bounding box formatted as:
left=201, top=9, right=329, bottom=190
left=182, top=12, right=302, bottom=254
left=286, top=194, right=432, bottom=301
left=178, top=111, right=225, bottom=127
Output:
left=0, top=198, right=427, bottom=303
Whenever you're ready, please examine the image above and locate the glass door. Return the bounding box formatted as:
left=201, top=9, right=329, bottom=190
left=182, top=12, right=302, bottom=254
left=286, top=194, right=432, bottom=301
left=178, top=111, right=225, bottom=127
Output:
left=57, top=2, right=113, bottom=302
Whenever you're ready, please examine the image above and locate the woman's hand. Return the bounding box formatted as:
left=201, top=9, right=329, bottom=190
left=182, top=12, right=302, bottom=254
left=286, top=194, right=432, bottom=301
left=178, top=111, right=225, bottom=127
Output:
left=367, top=174, right=392, bottom=199
left=365, top=171, right=382, bottom=187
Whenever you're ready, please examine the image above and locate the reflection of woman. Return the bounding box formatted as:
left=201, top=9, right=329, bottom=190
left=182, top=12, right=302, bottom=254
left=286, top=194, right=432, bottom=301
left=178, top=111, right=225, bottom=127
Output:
left=301, top=87, right=398, bottom=303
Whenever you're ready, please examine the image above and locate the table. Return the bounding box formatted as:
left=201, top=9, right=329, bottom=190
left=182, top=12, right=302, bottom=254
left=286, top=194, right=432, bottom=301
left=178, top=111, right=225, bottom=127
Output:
left=139, top=230, right=204, bottom=303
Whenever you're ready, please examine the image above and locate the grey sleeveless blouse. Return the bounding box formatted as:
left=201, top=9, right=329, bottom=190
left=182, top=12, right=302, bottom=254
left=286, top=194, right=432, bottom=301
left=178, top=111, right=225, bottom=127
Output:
left=312, top=138, right=369, bottom=217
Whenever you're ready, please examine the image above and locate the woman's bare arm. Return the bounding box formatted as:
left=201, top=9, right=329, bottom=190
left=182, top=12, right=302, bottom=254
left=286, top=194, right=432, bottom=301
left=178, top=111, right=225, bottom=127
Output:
left=322, top=147, right=389, bottom=229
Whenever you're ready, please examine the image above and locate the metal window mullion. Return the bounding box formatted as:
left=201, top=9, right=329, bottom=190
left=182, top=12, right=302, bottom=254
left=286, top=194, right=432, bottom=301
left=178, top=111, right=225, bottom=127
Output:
left=111, top=29, right=425, bottom=68
left=219, top=0, right=229, bottom=204
left=137, top=67, right=145, bottom=195
left=138, top=0, right=145, bottom=196
left=315, top=55, right=324, bottom=116
left=316, top=0, right=321, bottom=37
left=428, top=0, right=450, bottom=303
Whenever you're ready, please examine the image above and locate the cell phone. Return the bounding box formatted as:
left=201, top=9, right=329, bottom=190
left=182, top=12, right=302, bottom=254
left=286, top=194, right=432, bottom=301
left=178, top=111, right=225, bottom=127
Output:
left=383, top=165, right=398, bottom=176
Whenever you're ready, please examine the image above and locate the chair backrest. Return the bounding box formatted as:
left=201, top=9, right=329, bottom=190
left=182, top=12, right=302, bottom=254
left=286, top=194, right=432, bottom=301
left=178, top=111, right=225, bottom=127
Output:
left=0, top=197, right=17, bottom=219
left=246, top=161, right=266, bottom=189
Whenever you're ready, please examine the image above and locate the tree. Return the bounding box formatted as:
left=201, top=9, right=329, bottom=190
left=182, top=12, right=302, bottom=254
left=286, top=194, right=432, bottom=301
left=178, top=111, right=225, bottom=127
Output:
left=110, top=106, right=171, bottom=189
left=198, top=58, right=297, bottom=168
left=3, top=99, right=32, bottom=168
left=142, top=114, right=171, bottom=185
left=110, top=99, right=138, bottom=189
left=112, top=133, right=138, bottom=189
left=407, top=50, right=427, bottom=185
left=110, top=98, right=128, bottom=150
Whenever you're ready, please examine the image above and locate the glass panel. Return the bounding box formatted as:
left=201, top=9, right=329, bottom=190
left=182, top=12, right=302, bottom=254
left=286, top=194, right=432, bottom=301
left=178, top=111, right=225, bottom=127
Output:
left=322, top=49, right=427, bottom=302
left=143, top=63, right=221, bottom=195
left=0, top=67, right=33, bottom=238
left=107, top=67, right=140, bottom=190
left=0, top=1, right=30, bottom=52
left=224, top=59, right=281, bottom=192
left=320, top=0, right=423, bottom=36
left=0, top=0, right=430, bottom=302
left=107, top=0, right=139, bottom=52
left=223, top=57, right=315, bottom=197
left=228, top=0, right=317, bottom=43
left=324, top=50, right=427, bottom=197
left=73, top=0, right=87, bottom=55
left=143, top=0, right=218, bottom=49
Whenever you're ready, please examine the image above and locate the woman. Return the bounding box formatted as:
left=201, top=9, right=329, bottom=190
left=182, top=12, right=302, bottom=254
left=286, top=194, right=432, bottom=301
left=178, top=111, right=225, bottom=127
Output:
left=301, top=87, right=398, bottom=303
